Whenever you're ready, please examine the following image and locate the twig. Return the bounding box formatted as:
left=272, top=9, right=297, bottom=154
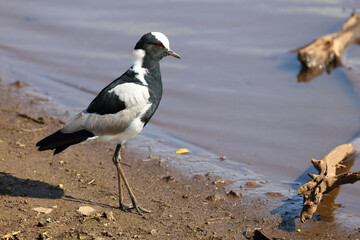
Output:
left=2, top=231, right=21, bottom=240
left=297, top=143, right=359, bottom=222
left=21, top=126, right=47, bottom=132
left=294, top=14, right=360, bottom=69
left=293, top=14, right=360, bottom=82
left=16, top=112, right=45, bottom=124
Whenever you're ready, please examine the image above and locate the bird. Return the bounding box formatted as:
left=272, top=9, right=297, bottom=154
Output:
left=36, top=32, right=180, bottom=216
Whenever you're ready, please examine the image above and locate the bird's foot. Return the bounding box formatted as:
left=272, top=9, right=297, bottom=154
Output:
left=119, top=202, right=133, bottom=212
left=119, top=201, right=151, bottom=218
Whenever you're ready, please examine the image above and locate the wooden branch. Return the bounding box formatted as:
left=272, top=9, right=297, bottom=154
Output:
left=294, top=13, right=360, bottom=70
left=297, top=144, right=359, bottom=222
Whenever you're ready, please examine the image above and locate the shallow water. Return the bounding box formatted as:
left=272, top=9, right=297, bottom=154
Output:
left=0, top=0, right=360, bottom=227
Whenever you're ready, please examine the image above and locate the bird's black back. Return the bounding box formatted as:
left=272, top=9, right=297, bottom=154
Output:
left=86, top=64, right=163, bottom=128
left=86, top=70, right=147, bottom=115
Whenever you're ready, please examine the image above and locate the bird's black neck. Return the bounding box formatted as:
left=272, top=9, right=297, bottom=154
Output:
left=140, top=55, right=162, bottom=92
left=141, top=57, right=163, bottom=126
left=144, top=63, right=162, bottom=101
left=142, top=55, right=160, bottom=71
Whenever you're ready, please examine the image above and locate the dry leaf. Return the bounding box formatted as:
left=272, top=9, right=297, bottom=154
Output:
left=176, top=148, right=189, bottom=154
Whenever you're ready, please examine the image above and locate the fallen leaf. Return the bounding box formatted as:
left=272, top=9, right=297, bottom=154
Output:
left=176, top=148, right=189, bottom=154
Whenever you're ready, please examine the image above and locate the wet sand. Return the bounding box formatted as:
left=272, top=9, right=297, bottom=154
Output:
left=0, top=82, right=359, bottom=240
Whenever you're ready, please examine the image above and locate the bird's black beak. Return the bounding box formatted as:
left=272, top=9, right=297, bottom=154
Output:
left=168, top=50, right=181, bottom=59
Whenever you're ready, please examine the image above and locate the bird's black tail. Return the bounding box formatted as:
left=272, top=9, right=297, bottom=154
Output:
left=36, top=130, right=95, bottom=155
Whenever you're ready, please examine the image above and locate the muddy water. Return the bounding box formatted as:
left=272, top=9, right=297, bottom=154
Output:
left=0, top=0, right=360, bottom=226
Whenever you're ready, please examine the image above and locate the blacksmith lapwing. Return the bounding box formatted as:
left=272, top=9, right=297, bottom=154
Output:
left=36, top=32, right=180, bottom=216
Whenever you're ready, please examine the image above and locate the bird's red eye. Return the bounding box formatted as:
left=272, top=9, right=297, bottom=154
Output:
left=157, top=44, right=162, bottom=48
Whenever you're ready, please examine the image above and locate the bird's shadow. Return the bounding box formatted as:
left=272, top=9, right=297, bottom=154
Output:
left=62, top=195, right=118, bottom=210
left=0, top=172, right=64, bottom=199
left=0, top=172, right=119, bottom=210
left=270, top=156, right=357, bottom=232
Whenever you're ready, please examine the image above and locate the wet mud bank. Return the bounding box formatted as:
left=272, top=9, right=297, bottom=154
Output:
left=0, top=79, right=359, bottom=239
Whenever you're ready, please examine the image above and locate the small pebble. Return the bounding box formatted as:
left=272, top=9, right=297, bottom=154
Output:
left=227, top=190, right=242, bottom=198
left=265, top=192, right=283, bottom=197
left=11, top=80, right=29, bottom=88
left=37, top=219, right=47, bottom=227
left=103, top=211, right=115, bottom=221
left=245, top=181, right=261, bottom=188
left=182, top=194, right=189, bottom=199
left=33, top=207, right=53, bottom=214
left=162, top=175, right=176, bottom=183
left=206, top=193, right=225, bottom=202
left=77, top=206, right=96, bottom=216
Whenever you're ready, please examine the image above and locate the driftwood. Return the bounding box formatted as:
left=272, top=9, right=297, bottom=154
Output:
left=297, top=144, right=360, bottom=222
left=294, top=13, right=360, bottom=82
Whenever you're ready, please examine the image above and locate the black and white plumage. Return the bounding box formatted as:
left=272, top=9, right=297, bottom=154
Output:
left=36, top=32, right=180, bottom=216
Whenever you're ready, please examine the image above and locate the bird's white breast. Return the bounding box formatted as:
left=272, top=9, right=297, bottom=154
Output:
left=108, top=82, right=150, bottom=108
left=61, top=82, right=151, bottom=144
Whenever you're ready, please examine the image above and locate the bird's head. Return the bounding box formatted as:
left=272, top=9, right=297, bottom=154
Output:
left=134, top=32, right=180, bottom=61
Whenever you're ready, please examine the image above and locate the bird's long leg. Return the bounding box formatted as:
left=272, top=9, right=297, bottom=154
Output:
left=112, top=145, right=127, bottom=210
left=112, top=144, right=151, bottom=216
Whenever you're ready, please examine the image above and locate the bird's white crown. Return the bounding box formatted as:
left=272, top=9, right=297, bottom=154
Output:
left=151, top=32, right=170, bottom=50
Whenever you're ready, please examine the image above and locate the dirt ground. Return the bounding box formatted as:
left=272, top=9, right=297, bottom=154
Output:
left=0, top=82, right=359, bottom=240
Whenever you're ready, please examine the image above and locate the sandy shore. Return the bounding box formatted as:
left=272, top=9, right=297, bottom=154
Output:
left=0, top=82, right=359, bottom=240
